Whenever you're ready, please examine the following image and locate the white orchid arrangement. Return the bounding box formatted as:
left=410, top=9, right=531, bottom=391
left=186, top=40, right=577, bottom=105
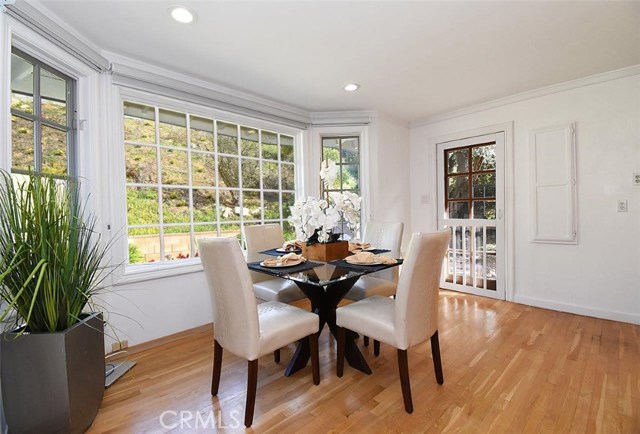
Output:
left=288, top=160, right=362, bottom=244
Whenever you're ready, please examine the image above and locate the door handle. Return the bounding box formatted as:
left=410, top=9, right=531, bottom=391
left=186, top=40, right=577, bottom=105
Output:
left=498, top=209, right=503, bottom=220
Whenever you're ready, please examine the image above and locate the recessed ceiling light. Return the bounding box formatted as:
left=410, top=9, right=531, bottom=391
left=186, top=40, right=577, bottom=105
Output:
left=170, top=6, right=196, bottom=24
left=343, top=83, right=360, bottom=92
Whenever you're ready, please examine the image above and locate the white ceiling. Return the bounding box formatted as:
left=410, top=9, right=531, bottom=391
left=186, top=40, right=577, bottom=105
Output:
left=38, top=0, right=640, bottom=123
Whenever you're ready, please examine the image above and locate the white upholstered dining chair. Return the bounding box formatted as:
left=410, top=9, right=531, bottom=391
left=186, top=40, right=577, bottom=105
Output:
left=336, top=230, right=451, bottom=413
left=345, top=221, right=404, bottom=301
left=198, top=237, right=320, bottom=427
left=244, top=224, right=305, bottom=304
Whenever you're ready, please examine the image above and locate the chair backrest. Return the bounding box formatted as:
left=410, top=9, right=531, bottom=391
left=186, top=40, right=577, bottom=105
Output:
left=198, top=237, right=261, bottom=360
left=393, top=230, right=451, bottom=350
left=244, top=223, right=285, bottom=254
left=363, top=221, right=404, bottom=253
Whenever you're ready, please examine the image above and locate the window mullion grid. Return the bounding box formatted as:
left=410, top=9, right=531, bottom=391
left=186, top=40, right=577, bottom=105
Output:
left=259, top=130, right=264, bottom=223
left=33, top=63, right=42, bottom=173
left=154, top=107, right=165, bottom=261
left=237, top=124, right=244, bottom=246
left=186, top=114, right=195, bottom=258
left=213, top=121, right=221, bottom=238
left=277, top=133, right=283, bottom=230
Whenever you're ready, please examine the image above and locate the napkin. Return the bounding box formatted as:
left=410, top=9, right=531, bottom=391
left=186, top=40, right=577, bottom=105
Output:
left=348, top=241, right=372, bottom=252
left=262, top=253, right=306, bottom=266
left=346, top=251, right=397, bottom=265
left=282, top=240, right=304, bottom=251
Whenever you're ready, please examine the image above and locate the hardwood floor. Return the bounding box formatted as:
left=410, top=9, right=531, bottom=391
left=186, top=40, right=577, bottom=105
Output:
left=88, top=291, right=640, bottom=433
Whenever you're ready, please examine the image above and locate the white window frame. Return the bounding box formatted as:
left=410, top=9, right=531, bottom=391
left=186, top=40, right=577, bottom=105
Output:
left=110, top=87, right=304, bottom=284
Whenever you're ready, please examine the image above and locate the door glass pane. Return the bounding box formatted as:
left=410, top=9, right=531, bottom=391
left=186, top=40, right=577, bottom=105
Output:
left=191, top=153, right=215, bottom=187
left=125, top=144, right=157, bottom=184
left=190, top=116, right=214, bottom=152
left=220, top=223, right=241, bottom=242
left=473, top=173, right=496, bottom=198
left=448, top=201, right=469, bottom=219
left=486, top=227, right=496, bottom=252
left=160, top=148, right=188, bottom=185
left=473, top=200, right=496, bottom=220
left=447, top=149, right=469, bottom=174
left=11, top=53, right=34, bottom=114
left=41, top=125, right=67, bottom=175
left=472, top=144, right=496, bottom=171
left=11, top=115, right=34, bottom=171
left=162, top=188, right=190, bottom=223
left=448, top=175, right=469, bottom=199
left=159, top=109, right=187, bottom=148
left=124, top=102, right=156, bottom=144
left=217, top=122, right=238, bottom=154
left=282, top=192, right=295, bottom=219
left=192, top=189, right=216, bottom=222
left=240, top=127, right=259, bottom=157
left=40, top=68, right=67, bottom=126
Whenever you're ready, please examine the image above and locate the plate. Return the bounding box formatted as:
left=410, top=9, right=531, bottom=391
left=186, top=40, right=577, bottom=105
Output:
left=260, top=259, right=303, bottom=268
left=345, top=259, right=383, bottom=266
left=276, top=248, right=301, bottom=253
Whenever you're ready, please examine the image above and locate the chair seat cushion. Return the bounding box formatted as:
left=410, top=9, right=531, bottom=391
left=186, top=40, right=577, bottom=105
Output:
left=257, top=301, right=319, bottom=358
left=344, top=276, right=397, bottom=301
left=253, top=278, right=305, bottom=303
left=336, top=296, right=396, bottom=347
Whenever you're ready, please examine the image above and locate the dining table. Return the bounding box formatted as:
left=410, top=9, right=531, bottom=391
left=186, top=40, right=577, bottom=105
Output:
left=247, top=248, right=402, bottom=377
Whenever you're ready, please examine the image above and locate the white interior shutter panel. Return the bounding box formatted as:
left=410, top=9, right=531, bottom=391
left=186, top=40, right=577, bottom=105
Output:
left=529, top=123, right=577, bottom=244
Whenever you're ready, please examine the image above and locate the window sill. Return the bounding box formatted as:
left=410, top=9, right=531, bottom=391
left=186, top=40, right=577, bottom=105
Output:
left=113, top=259, right=204, bottom=286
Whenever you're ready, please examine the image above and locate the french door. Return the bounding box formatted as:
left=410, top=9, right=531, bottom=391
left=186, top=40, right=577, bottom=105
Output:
left=437, top=133, right=505, bottom=299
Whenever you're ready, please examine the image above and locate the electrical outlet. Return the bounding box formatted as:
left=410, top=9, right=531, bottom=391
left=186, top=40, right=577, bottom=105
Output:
left=634, top=173, right=640, bottom=186
left=111, top=340, right=129, bottom=352
left=617, top=200, right=628, bottom=213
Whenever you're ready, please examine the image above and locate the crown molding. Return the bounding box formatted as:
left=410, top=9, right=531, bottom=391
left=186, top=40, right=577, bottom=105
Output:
left=410, top=64, right=640, bottom=128
left=310, top=110, right=378, bottom=126
left=4, top=0, right=109, bottom=71
left=107, top=51, right=312, bottom=129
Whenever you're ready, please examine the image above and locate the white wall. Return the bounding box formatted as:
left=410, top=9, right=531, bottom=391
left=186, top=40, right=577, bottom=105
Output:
left=101, top=272, right=212, bottom=352
left=410, top=73, right=640, bottom=324
left=372, top=114, right=412, bottom=249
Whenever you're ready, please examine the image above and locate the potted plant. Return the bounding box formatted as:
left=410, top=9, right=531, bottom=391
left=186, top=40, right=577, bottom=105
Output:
left=0, top=170, right=111, bottom=434
left=288, top=160, right=362, bottom=261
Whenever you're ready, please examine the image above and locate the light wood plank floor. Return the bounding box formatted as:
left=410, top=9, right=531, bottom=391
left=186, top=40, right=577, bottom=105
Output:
left=89, top=291, right=640, bottom=433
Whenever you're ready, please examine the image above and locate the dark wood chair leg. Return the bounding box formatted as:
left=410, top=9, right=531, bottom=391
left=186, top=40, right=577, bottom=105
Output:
left=374, top=340, right=380, bottom=357
left=211, top=340, right=223, bottom=395
left=309, top=333, right=320, bottom=385
left=336, top=326, right=346, bottom=377
left=274, top=349, right=280, bottom=364
left=431, top=330, right=444, bottom=385
left=363, top=336, right=369, bottom=347
left=244, top=359, right=259, bottom=428
left=397, top=349, right=413, bottom=413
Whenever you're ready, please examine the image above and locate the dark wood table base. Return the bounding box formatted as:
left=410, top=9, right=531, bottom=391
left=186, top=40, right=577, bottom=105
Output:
left=284, top=276, right=372, bottom=377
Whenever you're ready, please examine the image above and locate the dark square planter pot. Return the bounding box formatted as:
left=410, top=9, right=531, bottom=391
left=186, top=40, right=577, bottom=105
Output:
left=1, top=312, right=105, bottom=434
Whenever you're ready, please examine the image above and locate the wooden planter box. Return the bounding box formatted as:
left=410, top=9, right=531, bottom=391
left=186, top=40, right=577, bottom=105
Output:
left=301, top=240, right=349, bottom=262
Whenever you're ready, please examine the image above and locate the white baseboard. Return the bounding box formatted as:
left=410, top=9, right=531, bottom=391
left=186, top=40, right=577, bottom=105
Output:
left=513, top=295, right=640, bottom=325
